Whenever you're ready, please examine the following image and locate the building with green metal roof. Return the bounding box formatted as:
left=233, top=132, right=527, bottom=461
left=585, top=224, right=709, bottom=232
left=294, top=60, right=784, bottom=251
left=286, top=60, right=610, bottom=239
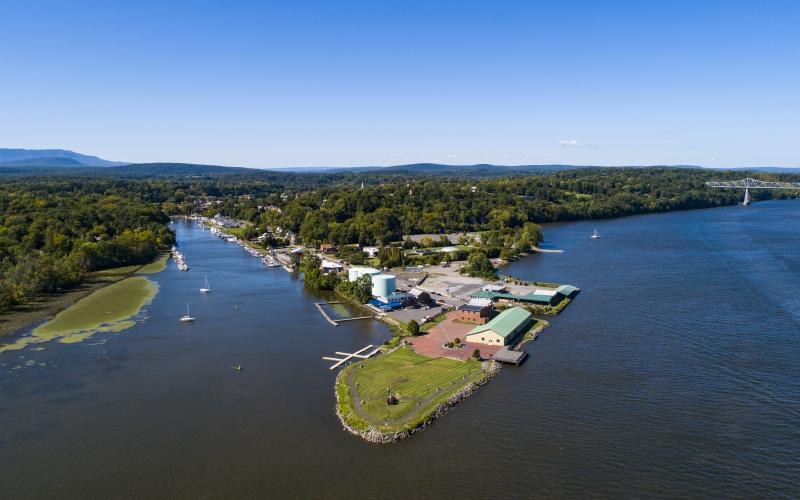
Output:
left=555, top=284, right=578, bottom=297
left=470, top=284, right=580, bottom=306
left=465, top=307, right=532, bottom=346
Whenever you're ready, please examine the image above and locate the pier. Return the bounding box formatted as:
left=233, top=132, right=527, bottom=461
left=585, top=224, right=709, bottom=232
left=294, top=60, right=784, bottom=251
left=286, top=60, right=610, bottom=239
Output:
left=322, top=344, right=381, bottom=370
left=315, top=302, right=374, bottom=326
left=491, top=347, right=528, bottom=365
left=315, top=302, right=339, bottom=326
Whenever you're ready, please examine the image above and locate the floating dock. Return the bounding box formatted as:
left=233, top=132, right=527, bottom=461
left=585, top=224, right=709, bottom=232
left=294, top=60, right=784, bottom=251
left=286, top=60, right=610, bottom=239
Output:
left=322, top=345, right=381, bottom=370
left=491, top=347, right=528, bottom=365
left=315, top=302, right=374, bottom=326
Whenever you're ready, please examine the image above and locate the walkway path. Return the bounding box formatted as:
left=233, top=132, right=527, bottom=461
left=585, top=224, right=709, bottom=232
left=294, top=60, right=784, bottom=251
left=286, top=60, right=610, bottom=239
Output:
left=346, top=364, right=480, bottom=427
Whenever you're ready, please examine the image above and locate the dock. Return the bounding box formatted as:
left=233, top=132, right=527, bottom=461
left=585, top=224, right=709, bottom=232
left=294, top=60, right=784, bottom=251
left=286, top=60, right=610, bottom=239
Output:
left=335, top=316, right=374, bottom=322
left=315, top=302, right=339, bottom=326
left=491, top=347, right=528, bottom=365
left=322, top=345, right=381, bottom=370
left=315, top=302, right=374, bottom=326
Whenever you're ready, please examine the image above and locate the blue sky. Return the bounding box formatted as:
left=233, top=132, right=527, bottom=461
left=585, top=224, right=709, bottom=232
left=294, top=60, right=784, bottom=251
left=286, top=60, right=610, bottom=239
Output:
left=1, top=0, right=798, bottom=168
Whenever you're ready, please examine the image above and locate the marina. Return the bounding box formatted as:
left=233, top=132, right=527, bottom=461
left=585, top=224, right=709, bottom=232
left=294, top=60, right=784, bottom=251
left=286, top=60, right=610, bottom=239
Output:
left=171, top=245, right=189, bottom=271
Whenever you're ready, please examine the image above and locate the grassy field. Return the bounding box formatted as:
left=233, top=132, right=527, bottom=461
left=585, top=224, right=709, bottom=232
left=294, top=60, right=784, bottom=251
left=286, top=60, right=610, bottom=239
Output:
left=338, top=347, right=484, bottom=433
left=0, top=276, right=158, bottom=353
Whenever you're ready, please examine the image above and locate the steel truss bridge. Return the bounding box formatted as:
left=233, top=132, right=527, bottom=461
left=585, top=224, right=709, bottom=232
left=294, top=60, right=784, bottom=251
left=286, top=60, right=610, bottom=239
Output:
left=705, top=177, right=800, bottom=205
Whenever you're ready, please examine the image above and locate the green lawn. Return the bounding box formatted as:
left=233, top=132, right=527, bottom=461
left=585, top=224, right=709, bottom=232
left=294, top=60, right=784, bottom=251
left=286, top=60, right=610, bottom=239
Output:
left=339, top=347, right=484, bottom=433
left=420, top=313, right=446, bottom=332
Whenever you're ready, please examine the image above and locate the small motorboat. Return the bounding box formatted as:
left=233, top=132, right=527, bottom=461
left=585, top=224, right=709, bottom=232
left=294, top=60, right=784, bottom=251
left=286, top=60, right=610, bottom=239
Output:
left=180, top=303, right=195, bottom=322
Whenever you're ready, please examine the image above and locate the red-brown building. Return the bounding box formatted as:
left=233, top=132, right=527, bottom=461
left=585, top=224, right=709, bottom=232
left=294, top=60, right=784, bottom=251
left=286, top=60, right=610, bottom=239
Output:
left=319, top=243, right=338, bottom=254
left=455, top=300, right=493, bottom=324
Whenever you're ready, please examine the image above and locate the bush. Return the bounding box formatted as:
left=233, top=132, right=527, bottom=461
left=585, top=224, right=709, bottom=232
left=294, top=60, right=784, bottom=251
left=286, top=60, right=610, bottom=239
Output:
left=472, top=349, right=481, bottom=360
left=407, top=319, right=420, bottom=335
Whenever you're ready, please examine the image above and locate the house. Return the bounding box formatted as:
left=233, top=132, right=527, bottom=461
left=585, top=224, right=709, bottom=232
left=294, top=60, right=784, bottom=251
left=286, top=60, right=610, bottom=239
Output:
left=481, top=283, right=506, bottom=293
left=464, top=307, right=532, bottom=346
left=212, top=213, right=240, bottom=228
left=456, top=298, right=493, bottom=324
left=319, top=243, right=338, bottom=254
left=408, top=288, right=433, bottom=306
left=321, top=259, right=343, bottom=273
left=363, top=246, right=379, bottom=258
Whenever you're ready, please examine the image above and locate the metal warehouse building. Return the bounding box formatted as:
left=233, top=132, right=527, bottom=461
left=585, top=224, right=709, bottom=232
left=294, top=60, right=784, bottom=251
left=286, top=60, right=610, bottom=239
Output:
left=465, top=307, right=532, bottom=346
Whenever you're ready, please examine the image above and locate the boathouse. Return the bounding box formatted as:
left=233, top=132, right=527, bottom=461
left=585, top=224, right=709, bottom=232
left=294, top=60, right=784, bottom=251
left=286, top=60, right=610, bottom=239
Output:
left=465, top=307, right=531, bottom=346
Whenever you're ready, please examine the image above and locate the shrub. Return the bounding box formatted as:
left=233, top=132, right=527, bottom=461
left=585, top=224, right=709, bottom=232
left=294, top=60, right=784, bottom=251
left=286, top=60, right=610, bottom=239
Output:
left=407, top=319, right=420, bottom=335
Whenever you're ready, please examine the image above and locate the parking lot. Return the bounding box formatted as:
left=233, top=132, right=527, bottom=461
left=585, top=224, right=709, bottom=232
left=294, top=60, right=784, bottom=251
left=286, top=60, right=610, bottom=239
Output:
left=409, top=311, right=502, bottom=360
left=386, top=305, right=443, bottom=325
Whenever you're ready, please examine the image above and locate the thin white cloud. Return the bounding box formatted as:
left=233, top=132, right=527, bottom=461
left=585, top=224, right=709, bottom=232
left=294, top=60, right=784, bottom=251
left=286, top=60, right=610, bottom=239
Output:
left=558, top=139, right=584, bottom=148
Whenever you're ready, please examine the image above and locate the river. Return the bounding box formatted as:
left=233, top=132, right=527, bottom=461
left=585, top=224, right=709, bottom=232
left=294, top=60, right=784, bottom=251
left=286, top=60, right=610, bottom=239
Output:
left=1, top=201, right=798, bottom=498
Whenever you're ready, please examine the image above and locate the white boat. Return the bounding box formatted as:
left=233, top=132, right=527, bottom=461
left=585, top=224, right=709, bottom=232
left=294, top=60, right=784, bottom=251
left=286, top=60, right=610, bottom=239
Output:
left=180, top=304, right=195, bottom=322
left=200, top=275, right=211, bottom=293
left=591, top=229, right=601, bottom=239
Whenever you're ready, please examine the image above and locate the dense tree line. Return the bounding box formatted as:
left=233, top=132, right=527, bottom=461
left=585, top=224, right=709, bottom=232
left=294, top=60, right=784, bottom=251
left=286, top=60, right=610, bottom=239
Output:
left=2, top=166, right=797, bottom=310
left=0, top=179, right=174, bottom=310
left=214, top=167, right=796, bottom=249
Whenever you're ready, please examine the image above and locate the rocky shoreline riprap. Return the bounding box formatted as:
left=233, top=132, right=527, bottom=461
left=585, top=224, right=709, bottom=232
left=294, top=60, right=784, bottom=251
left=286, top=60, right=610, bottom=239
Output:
left=335, top=360, right=502, bottom=444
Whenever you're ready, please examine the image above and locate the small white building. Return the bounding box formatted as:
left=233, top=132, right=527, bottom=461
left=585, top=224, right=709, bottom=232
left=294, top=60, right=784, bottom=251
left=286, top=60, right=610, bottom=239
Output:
left=321, top=260, right=343, bottom=273
left=363, top=246, right=380, bottom=258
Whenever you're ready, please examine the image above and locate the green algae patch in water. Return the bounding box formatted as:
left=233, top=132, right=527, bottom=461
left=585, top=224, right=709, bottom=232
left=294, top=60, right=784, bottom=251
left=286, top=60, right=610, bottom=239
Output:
left=0, top=277, right=159, bottom=353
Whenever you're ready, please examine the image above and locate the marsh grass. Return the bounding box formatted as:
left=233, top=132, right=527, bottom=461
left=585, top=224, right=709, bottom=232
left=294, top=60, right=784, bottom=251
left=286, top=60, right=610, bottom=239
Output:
left=0, top=277, right=158, bottom=353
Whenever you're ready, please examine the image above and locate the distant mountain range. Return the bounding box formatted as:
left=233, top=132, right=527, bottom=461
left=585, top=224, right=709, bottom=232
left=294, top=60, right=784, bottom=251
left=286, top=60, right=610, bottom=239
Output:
left=0, top=148, right=128, bottom=167
left=1, top=148, right=798, bottom=175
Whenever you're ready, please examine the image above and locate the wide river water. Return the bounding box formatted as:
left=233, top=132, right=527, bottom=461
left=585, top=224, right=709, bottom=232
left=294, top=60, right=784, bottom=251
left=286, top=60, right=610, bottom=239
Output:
left=2, top=201, right=799, bottom=498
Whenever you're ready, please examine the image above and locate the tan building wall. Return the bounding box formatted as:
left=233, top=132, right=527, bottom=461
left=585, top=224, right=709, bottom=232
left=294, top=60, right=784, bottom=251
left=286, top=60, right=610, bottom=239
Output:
left=465, top=329, right=506, bottom=345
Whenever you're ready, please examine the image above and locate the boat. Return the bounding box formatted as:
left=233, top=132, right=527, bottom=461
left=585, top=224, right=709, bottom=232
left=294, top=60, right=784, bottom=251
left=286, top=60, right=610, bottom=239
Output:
left=591, top=229, right=600, bottom=239
left=200, top=275, right=211, bottom=293
left=180, top=303, right=195, bottom=322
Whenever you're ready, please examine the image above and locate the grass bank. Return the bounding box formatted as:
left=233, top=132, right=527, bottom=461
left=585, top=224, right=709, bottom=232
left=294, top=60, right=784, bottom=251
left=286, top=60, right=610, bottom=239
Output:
left=336, top=347, right=496, bottom=441
left=0, top=277, right=159, bottom=353
left=0, top=253, right=167, bottom=351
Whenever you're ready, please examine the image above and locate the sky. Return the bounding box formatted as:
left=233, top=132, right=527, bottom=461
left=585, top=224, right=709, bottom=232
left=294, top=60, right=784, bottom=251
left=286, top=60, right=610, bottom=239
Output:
left=0, top=0, right=798, bottom=168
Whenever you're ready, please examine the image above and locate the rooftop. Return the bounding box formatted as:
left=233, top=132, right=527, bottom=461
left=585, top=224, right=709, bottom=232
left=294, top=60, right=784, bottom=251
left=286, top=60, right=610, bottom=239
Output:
left=467, top=307, right=532, bottom=338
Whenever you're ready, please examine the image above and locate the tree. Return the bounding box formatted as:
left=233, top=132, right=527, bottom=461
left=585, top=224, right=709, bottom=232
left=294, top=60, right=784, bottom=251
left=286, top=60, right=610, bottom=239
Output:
left=472, top=349, right=481, bottom=360
left=464, top=250, right=495, bottom=279
left=407, top=319, right=420, bottom=335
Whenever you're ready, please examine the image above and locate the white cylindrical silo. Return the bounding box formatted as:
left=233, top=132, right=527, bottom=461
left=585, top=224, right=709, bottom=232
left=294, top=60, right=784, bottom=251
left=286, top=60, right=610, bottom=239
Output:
left=371, top=274, right=396, bottom=297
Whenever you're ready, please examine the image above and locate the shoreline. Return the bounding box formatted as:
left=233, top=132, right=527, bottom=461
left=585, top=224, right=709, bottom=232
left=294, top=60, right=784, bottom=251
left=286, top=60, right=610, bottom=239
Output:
left=334, top=358, right=502, bottom=444
left=0, top=253, right=169, bottom=344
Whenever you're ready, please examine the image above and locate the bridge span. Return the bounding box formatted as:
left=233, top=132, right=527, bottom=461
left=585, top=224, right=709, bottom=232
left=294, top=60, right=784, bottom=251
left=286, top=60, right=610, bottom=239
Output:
left=706, top=178, right=800, bottom=205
